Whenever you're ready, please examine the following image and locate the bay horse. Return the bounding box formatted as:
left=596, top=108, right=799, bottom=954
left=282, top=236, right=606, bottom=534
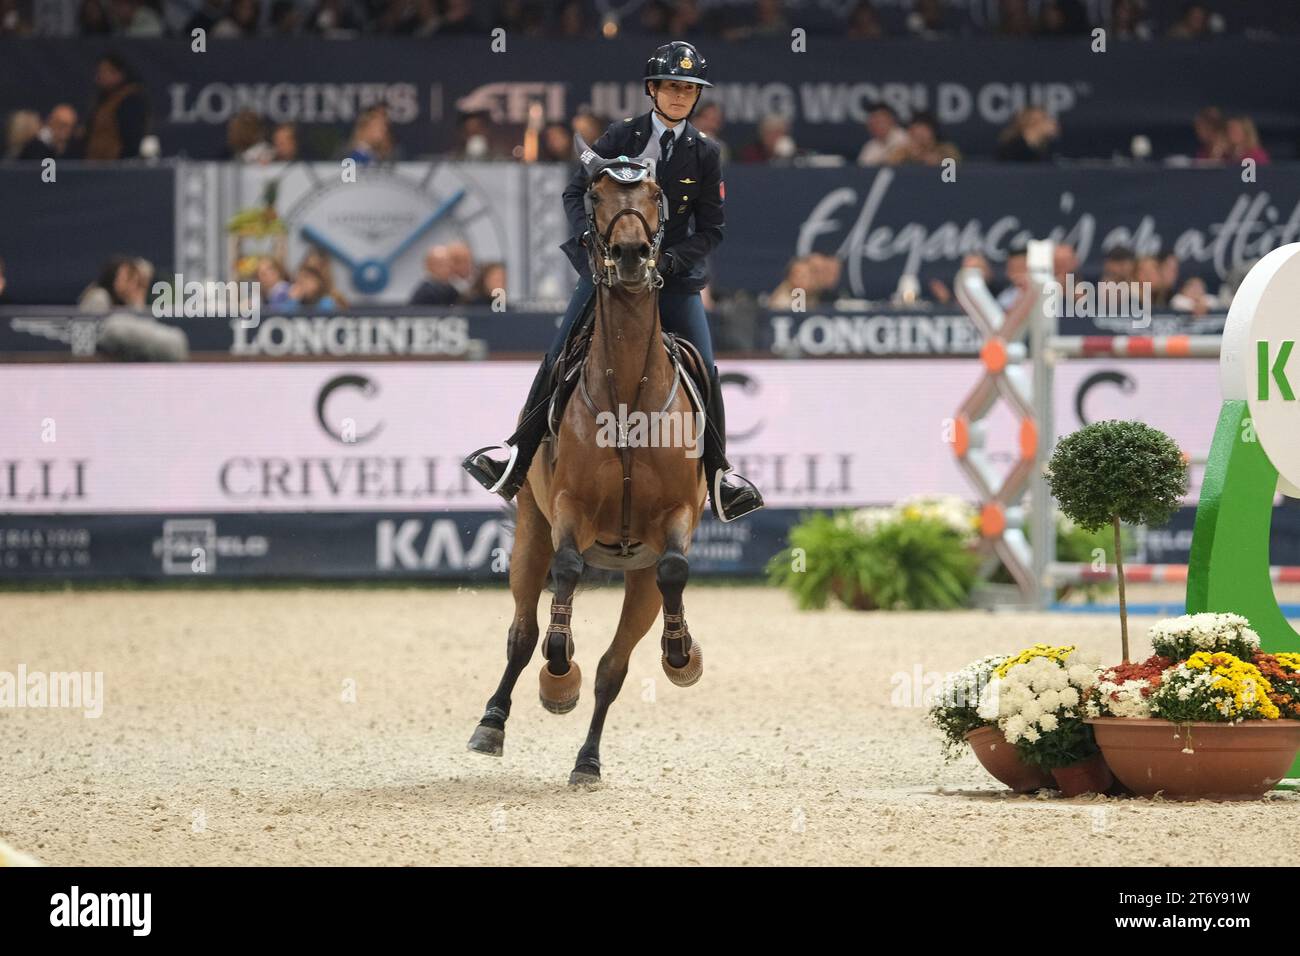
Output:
left=467, top=142, right=708, bottom=786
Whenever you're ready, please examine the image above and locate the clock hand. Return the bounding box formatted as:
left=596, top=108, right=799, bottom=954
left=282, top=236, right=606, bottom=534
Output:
left=381, top=189, right=466, bottom=267
left=300, top=225, right=359, bottom=271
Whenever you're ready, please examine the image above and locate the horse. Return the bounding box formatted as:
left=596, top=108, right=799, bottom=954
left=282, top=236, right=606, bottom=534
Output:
left=467, top=143, right=708, bottom=786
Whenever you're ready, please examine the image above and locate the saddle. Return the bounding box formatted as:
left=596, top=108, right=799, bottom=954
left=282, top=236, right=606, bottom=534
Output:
left=544, top=296, right=712, bottom=438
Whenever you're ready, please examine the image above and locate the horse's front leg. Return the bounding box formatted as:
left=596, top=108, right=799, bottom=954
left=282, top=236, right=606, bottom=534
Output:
left=657, top=506, right=703, bottom=686
left=569, top=565, right=663, bottom=786
left=468, top=483, right=553, bottom=756
left=538, top=492, right=588, bottom=714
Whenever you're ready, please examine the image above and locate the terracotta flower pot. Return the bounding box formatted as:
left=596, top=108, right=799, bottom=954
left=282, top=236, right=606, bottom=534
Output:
left=964, top=725, right=1055, bottom=792
left=1050, top=752, right=1114, bottom=797
left=830, top=574, right=876, bottom=610
left=1086, top=717, right=1300, bottom=800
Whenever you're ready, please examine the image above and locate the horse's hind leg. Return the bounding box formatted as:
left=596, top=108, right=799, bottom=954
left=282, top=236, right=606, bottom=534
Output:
left=657, top=507, right=703, bottom=687
left=467, top=483, right=553, bottom=757
left=538, top=507, right=586, bottom=715
left=569, top=565, right=663, bottom=786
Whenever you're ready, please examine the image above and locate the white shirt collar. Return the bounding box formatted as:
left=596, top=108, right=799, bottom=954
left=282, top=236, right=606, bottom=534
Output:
left=651, top=111, right=685, bottom=143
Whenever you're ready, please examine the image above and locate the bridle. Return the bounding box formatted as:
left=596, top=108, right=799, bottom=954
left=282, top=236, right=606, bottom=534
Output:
left=582, top=159, right=669, bottom=291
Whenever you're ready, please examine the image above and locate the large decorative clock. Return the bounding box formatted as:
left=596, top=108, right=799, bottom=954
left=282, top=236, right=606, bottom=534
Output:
left=236, top=162, right=513, bottom=304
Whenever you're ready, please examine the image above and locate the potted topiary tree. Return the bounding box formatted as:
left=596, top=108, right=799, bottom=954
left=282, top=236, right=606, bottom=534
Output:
left=1045, top=421, right=1188, bottom=662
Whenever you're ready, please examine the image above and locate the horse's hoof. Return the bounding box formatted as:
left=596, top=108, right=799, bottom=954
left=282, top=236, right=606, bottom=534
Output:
left=662, top=635, right=703, bottom=687
left=568, top=768, right=602, bottom=788
left=539, top=660, right=582, bottom=714
left=467, top=723, right=505, bottom=756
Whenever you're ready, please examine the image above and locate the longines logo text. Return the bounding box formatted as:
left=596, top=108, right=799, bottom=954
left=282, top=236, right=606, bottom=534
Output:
left=230, top=316, right=474, bottom=357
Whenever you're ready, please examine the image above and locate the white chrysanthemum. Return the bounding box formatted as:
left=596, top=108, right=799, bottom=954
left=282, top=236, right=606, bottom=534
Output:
left=1022, top=726, right=1041, bottom=743
left=1037, top=712, right=1059, bottom=732
left=1058, top=687, right=1080, bottom=708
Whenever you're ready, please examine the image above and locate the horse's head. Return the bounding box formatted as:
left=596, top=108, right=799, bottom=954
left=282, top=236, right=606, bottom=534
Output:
left=575, top=133, right=668, bottom=292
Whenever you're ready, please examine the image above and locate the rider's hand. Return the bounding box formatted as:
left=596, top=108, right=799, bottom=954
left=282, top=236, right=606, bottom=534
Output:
left=658, top=250, right=676, bottom=275
left=578, top=230, right=591, bottom=248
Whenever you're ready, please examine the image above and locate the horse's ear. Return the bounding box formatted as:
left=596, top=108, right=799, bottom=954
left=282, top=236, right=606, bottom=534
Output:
left=574, top=133, right=601, bottom=179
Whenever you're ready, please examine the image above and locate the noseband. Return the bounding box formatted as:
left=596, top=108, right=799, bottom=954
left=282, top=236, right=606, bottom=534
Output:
left=583, top=160, right=669, bottom=290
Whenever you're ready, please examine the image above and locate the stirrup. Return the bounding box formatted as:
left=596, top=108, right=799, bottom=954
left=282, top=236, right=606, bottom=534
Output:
left=710, top=470, right=764, bottom=523
left=463, top=443, right=520, bottom=495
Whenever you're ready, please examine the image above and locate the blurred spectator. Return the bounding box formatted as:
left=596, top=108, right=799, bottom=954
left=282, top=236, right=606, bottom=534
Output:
left=889, top=112, right=961, bottom=166
left=308, top=0, right=363, bottom=34
left=214, top=0, right=263, bottom=36
left=998, top=0, right=1034, bottom=36
left=739, top=114, right=794, bottom=164
left=1167, top=2, right=1211, bottom=39
left=0, top=255, right=7, bottom=299
left=446, top=241, right=476, bottom=297
left=995, top=108, right=1059, bottom=162
left=185, top=0, right=226, bottom=35
left=807, top=253, right=843, bottom=304
left=767, top=256, right=817, bottom=309
left=83, top=53, right=150, bottom=160
left=1225, top=115, right=1270, bottom=165
left=1101, top=246, right=1136, bottom=283
left=1193, top=106, right=1228, bottom=161
left=225, top=109, right=273, bottom=162
left=667, top=0, right=701, bottom=36
left=539, top=121, right=572, bottom=162
left=456, top=109, right=505, bottom=160
left=271, top=122, right=298, bottom=161
left=724, top=0, right=787, bottom=39
left=906, top=0, right=947, bottom=37
left=79, top=256, right=143, bottom=312
left=0, top=0, right=32, bottom=33
left=997, top=246, right=1029, bottom=308
left=691, top=102, right=730, bottom=164
left=110, top=0, right=164, bottom=36
left=410, top=245, right=458, bottom=305
left=269, top=0, right=300, bottom=33
left=1170, top=276, right=1219, bottom=315
left=18, top=105, right=79, bottom=161
left=436, top=0, right=479, bottom=34
left=847, top=1, right=883, bottom=38
left=4, top=110, right=41, bottom=160
left=79, top=0, right=113, bottom=33
left=289, top=264, right=337, bottom=310
left=346, top=106, right=393, bottom=165
left=1107, top=0, right=1152, bottom=40
left=857, top=103, right=908, bottom=167
left=1135, top=255, right=1169, bottom=307
left=556, top=1, right=591, bottom=37
left=571, top=111, right=605, bottom=150
left=297, top=247, right=349, bottom=307
left=463, top=261, right=506, bottom=305
left=256, top=257, right=294, bottom=309
left=1037, top=0, right=1088, bottom=35
left=1158, top=249, right=1180, bottom=301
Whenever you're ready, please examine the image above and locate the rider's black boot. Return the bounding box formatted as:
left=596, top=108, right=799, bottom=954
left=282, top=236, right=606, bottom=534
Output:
left=461, top=354, right=554, bottom=501
left=701, top=364, right=764, bottom=522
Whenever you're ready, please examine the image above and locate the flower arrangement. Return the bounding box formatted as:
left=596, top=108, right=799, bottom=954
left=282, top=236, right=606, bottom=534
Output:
left=767, top=496, right=979, bottom=610
left=1083, top=655, right=1172, bottom=718
left=1148, top=652, right=1280, bottom=723
left=1252, top=652, right=1300, bottom=720
left=926, top=654, right=1007, bottom=762
left=1147, top=613, right=1261, bottom=661
left=979, top=645, right=1103, bottom=770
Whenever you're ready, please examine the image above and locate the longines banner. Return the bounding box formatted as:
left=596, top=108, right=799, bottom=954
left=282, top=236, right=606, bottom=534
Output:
left=0, top=359, right=1228, bottom=516
left=2, top=37, right=1297, bottom=162
left=0, top=307, right=1228, bottom=359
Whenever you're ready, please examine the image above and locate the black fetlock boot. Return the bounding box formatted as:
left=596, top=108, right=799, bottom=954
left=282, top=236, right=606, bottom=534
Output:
left=701, top=364, right=764, bottom=522
left=462, top=355, right=555, bottom=500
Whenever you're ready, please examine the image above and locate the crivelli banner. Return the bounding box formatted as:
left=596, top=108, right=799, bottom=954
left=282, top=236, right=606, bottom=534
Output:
left=2, top=37, right=1298, bottom=162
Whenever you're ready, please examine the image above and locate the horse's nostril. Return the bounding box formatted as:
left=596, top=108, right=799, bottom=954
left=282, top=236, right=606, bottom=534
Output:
left=609, top=244, right=622, bottom=258
left=637, top=243, right=650, bottom=259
